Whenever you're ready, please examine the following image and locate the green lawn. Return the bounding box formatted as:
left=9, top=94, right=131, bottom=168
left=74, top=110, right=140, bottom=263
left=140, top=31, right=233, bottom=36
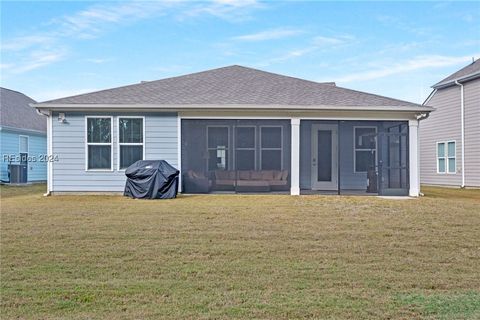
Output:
left=1, top=184, right=479, bottom=319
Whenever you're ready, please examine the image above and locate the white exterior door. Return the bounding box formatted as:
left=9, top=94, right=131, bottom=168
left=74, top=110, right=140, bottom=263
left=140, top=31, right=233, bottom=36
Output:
left=311, top=124, right=338, bottom=190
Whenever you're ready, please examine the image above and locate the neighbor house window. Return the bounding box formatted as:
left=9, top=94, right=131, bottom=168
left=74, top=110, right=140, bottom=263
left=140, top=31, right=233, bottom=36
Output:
left=207, top=126, right=229, bottom=171
left=437, top=141, right=456, bottom=174
left=260, top=126, right=283, bottom=170
left=235, top=126, right=256, bottom=170
left=19, top=135, right=28, bottom=165
left=354, top=127, right=377, bottom=173
left=118, top=117, right=144, bottom=170
left=86, top=117, right=112, bottom=170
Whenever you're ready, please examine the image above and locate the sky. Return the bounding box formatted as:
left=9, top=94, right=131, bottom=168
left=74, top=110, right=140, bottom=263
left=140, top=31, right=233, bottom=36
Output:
left=1, top=1, right=479, bottom=103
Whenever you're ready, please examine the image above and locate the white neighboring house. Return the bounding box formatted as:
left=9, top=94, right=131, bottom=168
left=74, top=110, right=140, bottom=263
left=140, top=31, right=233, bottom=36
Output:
left=33, top=65, right=433, bottom=196
left=421, top=59, right=480, bottom=188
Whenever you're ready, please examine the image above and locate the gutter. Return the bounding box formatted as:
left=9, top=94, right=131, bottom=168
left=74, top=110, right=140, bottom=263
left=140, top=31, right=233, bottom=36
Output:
left=454, top=80, right=466, bottom=188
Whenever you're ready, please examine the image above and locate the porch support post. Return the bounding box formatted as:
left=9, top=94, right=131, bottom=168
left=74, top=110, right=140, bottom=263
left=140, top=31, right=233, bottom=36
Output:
left=291, top=118, right=301, bottom=195
left=408, top=119, right=419, bottom=197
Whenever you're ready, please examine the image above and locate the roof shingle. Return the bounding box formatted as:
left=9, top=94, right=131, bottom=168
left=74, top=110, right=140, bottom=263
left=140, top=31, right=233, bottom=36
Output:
left=39, top=65, right=421, bottom=107
left=0, top=88, right=45, bottom=133
left=433, top=59, right=480, bottom=88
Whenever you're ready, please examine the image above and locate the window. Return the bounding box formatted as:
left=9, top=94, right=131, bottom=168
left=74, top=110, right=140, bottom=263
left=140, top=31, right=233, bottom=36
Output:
left=118, top=117, right=144, bottom=170
left=354, top=127, right=377, bottom=173
left=437, top=141, right=456, bottom=174
left=86, top=117, right=112, bottom=170
left=207, top=126, right=229, bottom=171
left=19, top=135, right=28, bottom=165
left=235, top=126, right=256, bottom=170
left=260, top=126, right=283, bottom=170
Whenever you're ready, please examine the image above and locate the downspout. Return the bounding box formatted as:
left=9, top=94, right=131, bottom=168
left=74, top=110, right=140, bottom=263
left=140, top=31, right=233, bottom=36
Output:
left=454, top=80, right=466, bottom=188
left=32, top=106, right=52, bottom=196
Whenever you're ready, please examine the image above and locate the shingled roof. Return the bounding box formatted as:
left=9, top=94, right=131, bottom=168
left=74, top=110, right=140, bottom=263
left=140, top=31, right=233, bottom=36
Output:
left=433, top=59, right=480, bottom=89
left=0, top=88, right=45, bottom=133
left=38, top=65, right=424, bottom=108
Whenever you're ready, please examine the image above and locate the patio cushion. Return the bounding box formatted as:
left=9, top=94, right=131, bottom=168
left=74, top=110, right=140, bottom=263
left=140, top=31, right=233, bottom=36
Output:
left=273, top=170, right=283, bottom=180
left=238, top=170, right=251, bottom=180
left=261, top=170, right=274, bottom=180
left=281, top=170, right=289, bottom=180
left=250, top=171, right=263, bottom=180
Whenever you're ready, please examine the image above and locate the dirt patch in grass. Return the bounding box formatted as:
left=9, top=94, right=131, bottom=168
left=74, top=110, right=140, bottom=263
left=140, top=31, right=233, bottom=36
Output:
left=1, top=184, right=479, bottom=319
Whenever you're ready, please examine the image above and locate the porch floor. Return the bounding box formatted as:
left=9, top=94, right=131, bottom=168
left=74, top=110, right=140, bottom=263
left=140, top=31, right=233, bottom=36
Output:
left=300, top=189, right=378, bottom=196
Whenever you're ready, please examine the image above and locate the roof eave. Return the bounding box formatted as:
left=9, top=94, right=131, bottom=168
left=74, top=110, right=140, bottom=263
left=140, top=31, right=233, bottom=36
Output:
left=32, top=103, right=433, bottom=113
left=432, top=72, right=480, bottom=89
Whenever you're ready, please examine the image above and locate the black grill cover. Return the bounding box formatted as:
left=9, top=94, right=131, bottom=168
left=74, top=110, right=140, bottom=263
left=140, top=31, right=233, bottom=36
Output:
left=124, top=160, right=179, bottom=199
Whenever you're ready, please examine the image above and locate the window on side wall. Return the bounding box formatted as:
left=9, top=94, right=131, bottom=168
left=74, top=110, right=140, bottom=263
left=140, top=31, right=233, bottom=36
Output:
left=354, top=127, right=377, bottom=173
left=118, top=117, right=144, bottom=170
left=86, top=117, right=112, bottom=170
left=437, top=141, right=456, bottom=174
left=19, top=135, right=29, bottom=165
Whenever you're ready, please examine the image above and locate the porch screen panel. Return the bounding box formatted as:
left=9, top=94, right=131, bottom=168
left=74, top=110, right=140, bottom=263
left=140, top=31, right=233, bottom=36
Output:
left=181, top=119, right=290, bottom=194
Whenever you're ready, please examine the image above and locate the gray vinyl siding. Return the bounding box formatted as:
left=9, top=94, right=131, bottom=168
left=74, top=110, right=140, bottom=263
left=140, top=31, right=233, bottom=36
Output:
left=51, top=112, right=178, bottom=192
left=464, top=80, right=480, bottom=187
left=420, top=86, right=462, bottom=186
left=420, top=79, right=479, bottom=187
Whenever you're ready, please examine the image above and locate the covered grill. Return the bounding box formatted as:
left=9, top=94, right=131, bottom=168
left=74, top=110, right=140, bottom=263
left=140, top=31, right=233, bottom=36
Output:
left=124, top=160, right=179, bottom=199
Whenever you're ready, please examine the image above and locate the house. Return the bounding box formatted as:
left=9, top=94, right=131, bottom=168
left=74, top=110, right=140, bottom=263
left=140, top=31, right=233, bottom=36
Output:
left=33, top=66, right=433, bottom=196
left=420, top=59, right=480, bottom=188
left=1, top=88, right=47, bottom=183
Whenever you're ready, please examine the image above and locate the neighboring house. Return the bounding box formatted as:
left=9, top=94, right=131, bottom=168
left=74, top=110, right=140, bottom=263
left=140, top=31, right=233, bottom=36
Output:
left=0, top=87, right=47, bottom=183
left=420, top=59, right=480, bottom=188
left=33, top=66, right=433, bottom=196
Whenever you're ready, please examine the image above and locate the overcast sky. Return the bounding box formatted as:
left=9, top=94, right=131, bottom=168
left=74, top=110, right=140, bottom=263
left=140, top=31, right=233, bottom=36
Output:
left=1, top=0, right=479, bottom=103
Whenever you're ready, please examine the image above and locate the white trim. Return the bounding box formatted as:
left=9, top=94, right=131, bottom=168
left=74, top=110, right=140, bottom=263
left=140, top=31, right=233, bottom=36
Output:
left=206, top=125, right=230, bottom=171
left=290, top=118, right=300, bottom=195
left=353, top=126, right=378, bottom=173
left=311, top=123, right=338, bottom=190
left=408, top=120, right=419, bottom=197
left=117, top=116, right=145, bottom=171
left=177, top=117, right=182, bottom=192
left=179, top=114, right=418, bottom=121
left=85, top=116, right=114, bottom=171
left=436, top=140, right=456, bottom=174
left=259, top=125, right=284, bottom=170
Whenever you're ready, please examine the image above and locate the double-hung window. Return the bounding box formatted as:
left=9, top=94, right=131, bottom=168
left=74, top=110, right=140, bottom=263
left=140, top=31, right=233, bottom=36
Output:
left=354, top=127, right=377, bottom=173
left=207, top=126, right=229, bottom=171
left=437, top=141, right=456, bottom=174
left=260, top=126, right=283, bottom=170
left=118, top=117, right=144, bottom=170
left=235, top=126, right=256, bottom=170
left=19, top=135, right=29, bottom=165
left=86, top=117, right=112, bottom=170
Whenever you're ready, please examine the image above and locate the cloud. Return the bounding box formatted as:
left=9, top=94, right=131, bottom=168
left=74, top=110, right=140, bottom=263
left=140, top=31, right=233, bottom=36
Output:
left=335, top=54, right=478, bottom=83
left=233, top=27, right=303, bottom=41
left=12, top=50, right=67, bottom=74
left=257, top=34, right=355, bottom=66
left=85, top=58, right=112, bottom=64
left=2, top=0, right=262, bottom=74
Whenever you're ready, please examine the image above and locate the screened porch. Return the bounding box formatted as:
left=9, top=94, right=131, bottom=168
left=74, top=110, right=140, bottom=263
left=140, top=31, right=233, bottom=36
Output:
left=180, top=119, right=410, bottom=196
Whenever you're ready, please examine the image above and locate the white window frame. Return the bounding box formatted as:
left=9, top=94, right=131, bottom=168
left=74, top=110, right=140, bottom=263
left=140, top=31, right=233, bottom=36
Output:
left=259, top=125, right=283, bottom=170
left=117, top=116, right=145, bottom=171
left=234, top=125, right=257, bottom=170
left=85, top=116, right=113, bottom=171
left=353, top=126, right=378, bottom=173
left=19, top=135, right=29, bottom=164
left=207, top=125, right=230, bottom=171
left=437, top=140, right=456, bottom=174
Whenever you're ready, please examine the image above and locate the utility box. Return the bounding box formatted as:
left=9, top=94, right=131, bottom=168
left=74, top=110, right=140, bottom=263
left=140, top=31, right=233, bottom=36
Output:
left=8, top=164, right=28, bottom=183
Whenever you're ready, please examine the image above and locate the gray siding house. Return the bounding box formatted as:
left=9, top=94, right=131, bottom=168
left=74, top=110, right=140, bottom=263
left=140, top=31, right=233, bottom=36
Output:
left=1, top=88, right=47, bottom=183
left=420, top=59, right=480, bottom=188
left=33, top=66, right=433, bottom=196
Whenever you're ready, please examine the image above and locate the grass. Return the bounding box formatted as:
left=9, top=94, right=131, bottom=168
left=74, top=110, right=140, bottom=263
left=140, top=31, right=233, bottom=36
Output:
left=1, top=184, right=479, bottom=319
